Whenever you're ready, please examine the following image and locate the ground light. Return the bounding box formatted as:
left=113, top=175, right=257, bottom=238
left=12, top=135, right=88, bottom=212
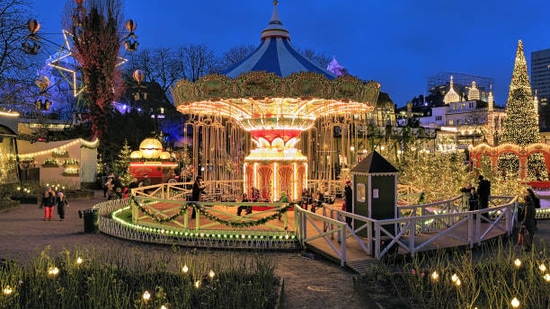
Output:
left=47, top=266, right=59, bottom=277
left=511, top=297, right=520, bottom=308
left=142, top=290, right=151, bottom=303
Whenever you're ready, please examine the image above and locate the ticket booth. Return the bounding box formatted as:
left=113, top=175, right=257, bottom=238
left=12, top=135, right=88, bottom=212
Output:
left=350, top=151, right=398, bottom=240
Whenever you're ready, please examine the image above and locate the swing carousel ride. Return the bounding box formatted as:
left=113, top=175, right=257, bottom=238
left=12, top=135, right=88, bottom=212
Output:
left=172, top=2, right=381, bottom=201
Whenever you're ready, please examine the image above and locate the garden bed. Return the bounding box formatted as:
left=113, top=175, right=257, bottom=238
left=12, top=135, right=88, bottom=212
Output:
left=0, top=199, right=19, bottom=213
left=11, top=196, right=38, bottom=204
left=0, top=247, right=281, bottom=309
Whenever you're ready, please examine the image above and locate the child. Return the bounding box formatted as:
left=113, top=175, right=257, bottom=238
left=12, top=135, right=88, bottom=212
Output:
left=56, top=191, right=69, bottom=221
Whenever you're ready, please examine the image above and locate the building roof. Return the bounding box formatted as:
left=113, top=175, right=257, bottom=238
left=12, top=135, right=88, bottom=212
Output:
left=223, top=2, right=336, bottom=79
left=351, top=151, right=398, bottom=175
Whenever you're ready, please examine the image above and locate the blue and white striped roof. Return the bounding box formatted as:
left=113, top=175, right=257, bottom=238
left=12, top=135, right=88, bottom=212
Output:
left=223, top=2, right=336, bottom=80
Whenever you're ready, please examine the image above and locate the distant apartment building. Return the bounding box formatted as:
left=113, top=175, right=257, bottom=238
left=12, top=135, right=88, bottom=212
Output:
left=531, top=48, right=550, bottom=131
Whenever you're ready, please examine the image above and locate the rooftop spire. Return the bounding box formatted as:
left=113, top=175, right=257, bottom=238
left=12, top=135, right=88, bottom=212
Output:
left=261, top=0, right=290, bottom=40
left=444, top=75, right=460, bottom=104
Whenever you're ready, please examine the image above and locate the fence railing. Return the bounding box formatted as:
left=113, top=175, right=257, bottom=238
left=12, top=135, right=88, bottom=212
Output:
left=95, top=183, right=520, bottom=264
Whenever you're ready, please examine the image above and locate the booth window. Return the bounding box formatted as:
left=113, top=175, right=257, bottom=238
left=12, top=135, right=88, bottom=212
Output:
left=356, top=183, right=366, bottom=202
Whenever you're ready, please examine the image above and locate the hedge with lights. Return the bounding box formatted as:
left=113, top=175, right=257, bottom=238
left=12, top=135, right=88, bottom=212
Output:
left=131, top=196, right=294, bottom=228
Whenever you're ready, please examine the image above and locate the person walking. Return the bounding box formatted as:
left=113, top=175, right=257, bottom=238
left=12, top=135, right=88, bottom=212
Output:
left=344, top=180, right=353, bottom=227
left=191, top=175, right=206, bottom=219
left=56, top=190, right=69, bottom=221
left=40, top=187, right=56, bottom=221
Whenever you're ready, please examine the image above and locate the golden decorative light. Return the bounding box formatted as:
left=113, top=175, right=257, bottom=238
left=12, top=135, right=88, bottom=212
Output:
left=139, top=138, right=163, bottom=159
left=130, top=151, right=142, bottom=159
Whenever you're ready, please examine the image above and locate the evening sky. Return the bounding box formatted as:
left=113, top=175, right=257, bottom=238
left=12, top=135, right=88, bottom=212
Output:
left=28, top=0, right=550, bottom=107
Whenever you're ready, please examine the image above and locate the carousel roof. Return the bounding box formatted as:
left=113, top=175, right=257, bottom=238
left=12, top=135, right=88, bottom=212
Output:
left=223, top=2, right=336, bottom=79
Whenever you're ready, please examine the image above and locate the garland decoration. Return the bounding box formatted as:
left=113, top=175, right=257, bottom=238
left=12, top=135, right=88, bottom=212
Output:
left=131, top=196, right=296, bottom=228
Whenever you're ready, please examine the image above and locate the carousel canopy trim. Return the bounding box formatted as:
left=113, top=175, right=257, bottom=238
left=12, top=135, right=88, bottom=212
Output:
left=172, top=72, right=380, bottom=122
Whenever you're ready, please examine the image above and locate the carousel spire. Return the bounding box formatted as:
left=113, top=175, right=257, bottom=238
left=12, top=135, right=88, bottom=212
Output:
left=261, top=0, right=289, bottom=40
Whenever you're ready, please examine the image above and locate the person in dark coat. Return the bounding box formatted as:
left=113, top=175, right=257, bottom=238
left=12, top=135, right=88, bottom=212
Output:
left=56, top=191, right=69, bottom=221
left=477, top=175, right=491, bottom=210
left=519, top=188, right=539, bottom=250
left=344, top=180, right=353, bottom=226
left=191, top=175, right=206, bottom=219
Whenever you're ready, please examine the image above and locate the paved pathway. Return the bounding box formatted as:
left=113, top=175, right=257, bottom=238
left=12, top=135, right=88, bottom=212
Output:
left=2, top=191, right=550, bottom=309
left=0, top=190, right=368, bottom=309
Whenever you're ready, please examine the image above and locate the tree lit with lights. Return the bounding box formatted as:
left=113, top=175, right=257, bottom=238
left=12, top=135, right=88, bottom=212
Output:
left=501, top=40, right=539, bottom=146
left=499, top=40, right=545, bottom=179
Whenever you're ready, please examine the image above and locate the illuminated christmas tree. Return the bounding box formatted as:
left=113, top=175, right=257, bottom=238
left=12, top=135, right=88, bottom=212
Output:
left=114, top=139, right=133, bottom=186
left=500, top=40, right=545, bottom=179
left=500, top=40, right=540, bottom=146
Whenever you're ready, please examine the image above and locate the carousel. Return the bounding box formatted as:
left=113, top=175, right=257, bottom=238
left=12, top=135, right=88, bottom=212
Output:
left=172, top=2, right=380, bottom=201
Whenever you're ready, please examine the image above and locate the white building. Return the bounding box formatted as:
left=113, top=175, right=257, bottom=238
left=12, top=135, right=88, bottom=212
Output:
left=420, top=76, right=506, bottom=149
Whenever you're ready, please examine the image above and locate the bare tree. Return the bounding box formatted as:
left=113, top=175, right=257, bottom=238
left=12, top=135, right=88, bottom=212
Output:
left=126, top=47, right=186, bottom=96
left=0, top=0, right=40, bottom=109
left=125, top=49, right=155, bottom=83
left=174, top=43, right=219, bottom=82
left=220, top=44, right=255, bottom=70
left=64, top=0, right=125, bottom=140
left=299, top=48, right=332, bottom=69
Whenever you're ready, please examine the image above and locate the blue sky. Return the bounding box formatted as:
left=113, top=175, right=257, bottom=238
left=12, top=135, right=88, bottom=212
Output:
left=29, top=0, right=550, bottom=107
